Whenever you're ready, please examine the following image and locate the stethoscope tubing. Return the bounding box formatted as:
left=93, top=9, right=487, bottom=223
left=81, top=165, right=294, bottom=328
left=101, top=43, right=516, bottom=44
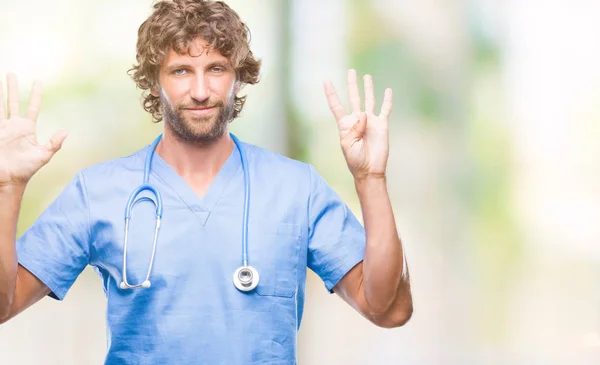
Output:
left=120, top=133, right=253, bottom=291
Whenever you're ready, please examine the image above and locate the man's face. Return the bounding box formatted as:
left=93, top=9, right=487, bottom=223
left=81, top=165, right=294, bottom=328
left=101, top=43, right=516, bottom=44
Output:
left=153, top=37, right=237, bottom=143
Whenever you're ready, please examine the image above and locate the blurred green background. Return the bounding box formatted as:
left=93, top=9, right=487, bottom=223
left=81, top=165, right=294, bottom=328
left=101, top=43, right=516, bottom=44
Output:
left=1, top=0, right=600, bottom=364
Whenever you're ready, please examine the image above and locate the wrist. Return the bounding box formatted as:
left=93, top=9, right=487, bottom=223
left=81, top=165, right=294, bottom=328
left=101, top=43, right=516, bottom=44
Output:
left=0, top=182, right=27, bottom=197
left=353, top=172, right=387, bottom=184
left=354, top=174, right=388, bottom=196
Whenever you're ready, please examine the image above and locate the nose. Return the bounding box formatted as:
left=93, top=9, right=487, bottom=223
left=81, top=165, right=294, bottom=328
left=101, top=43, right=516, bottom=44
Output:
left=189, top=74, right=210, bottom=103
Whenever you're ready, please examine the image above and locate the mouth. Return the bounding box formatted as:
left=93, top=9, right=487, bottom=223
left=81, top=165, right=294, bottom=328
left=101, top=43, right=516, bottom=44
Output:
left=183, top=106, right=216, bottom=116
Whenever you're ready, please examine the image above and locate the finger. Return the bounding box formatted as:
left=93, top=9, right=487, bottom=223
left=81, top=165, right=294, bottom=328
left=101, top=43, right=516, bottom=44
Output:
left=0, top=79, right=5, bottom=121
left=25, top=80, right=43, bottom=122
left=380, top=88, right=393, bottom=119
left=45, top=129, right=68, bottom=154
left=355, top=112, right=367, bottom=136
left=7, top=73, right=20, bottom=118
left=363, top=74, right=375, bottom=114
left=323, top=81, right=347, bottom=121
left=347, top=69, right=361, bottom=114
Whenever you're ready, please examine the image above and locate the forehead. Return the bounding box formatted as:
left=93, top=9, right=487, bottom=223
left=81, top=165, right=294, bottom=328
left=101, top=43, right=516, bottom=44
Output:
left=162, top=36, right=229, bottom=67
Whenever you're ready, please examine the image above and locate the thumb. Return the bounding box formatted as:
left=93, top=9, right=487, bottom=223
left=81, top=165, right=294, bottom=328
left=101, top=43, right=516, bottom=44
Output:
left=347, top=112, right=367, bottom=139
left=45, top=129, right=69, bottom=155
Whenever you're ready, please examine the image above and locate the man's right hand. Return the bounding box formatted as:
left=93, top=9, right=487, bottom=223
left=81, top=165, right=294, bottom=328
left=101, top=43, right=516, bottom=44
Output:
left=0, top=73, right=68, bottom=188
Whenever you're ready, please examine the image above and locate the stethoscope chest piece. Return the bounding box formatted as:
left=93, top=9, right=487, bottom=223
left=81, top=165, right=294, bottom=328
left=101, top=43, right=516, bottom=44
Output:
left=233, top=266, right=259, bottom=292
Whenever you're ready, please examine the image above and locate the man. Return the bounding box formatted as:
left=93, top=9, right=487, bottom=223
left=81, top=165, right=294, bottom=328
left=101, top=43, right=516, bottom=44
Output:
left=0, top=0, right=412, bottom=363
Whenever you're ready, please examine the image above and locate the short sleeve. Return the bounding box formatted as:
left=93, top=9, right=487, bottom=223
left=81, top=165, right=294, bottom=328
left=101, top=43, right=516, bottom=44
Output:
left=16, top=172, right=91, bottom=300
left=306, top=165, right=365, bottom=293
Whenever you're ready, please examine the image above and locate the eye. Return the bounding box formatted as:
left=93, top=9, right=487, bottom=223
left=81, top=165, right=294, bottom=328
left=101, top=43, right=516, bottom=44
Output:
left=210, top=66, right=224, bottom=73
left=173, top=69, right=187, bottom=76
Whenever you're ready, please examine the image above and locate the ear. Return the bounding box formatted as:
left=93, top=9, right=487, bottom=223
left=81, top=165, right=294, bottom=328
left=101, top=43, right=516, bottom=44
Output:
left=150, top=87, right=160, bottom=97
left=234, top=81, right=242, bottom=95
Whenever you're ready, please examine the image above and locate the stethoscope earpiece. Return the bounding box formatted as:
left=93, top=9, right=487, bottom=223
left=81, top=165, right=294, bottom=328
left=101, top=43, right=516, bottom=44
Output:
left=119, top=280, right=151, bottom=290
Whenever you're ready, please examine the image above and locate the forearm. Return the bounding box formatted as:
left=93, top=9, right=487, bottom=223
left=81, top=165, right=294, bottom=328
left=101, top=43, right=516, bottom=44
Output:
left=0, top=184, right=25, bottom=317
left=355, top=176, right=411, bottom=314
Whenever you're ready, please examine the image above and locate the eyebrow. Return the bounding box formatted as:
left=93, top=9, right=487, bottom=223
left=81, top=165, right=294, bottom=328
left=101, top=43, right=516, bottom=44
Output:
left=164, top=63, right=192, bottom=73
left=164, top=61, right=232, bottom=73
left=207, top=61, right=233, bottom=69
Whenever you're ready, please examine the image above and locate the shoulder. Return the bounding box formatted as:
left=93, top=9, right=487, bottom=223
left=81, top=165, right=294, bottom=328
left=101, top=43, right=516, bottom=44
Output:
left=240, top=142, right=325, bottom=204
left=242, top=142, right=313, bottom=178
left=76, top=146, right=147, bottom=187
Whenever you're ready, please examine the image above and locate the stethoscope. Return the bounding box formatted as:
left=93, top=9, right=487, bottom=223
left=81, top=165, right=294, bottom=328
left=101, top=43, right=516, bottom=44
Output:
left=119, top=133, right=259, bottom=292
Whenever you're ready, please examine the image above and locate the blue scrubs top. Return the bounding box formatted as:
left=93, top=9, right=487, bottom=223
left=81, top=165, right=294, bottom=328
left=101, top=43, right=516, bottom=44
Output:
left=16, top=138, right=366, bottom=365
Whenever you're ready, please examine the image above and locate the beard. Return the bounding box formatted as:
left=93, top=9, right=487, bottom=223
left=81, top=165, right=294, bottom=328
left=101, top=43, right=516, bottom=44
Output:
left=160, top=89, right=236, bottom=144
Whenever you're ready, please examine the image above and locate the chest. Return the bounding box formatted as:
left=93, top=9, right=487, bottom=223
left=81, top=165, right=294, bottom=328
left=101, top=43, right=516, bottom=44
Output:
left=89, top=190, right=307, bottom=300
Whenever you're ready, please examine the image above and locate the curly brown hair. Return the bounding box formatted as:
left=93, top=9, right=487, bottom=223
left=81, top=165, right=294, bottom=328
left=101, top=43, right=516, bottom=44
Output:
left=128, top=0, right=261, bottom=122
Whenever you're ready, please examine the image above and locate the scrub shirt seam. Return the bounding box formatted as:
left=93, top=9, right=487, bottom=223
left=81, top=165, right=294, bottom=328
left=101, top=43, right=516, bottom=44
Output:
left=304, top=163, right=313, bottom=294
left=151, top=171, right=192, bottom=209
left=77, top=172, right=93, bottom=265
left=134, top=150, right=196, bottom=212
left=306, top=164, right=366, bottom=293
left=17, top=254, right=66, bottom=300
left=203, top=141, right=246, bottom=213
left=138, top=141, right=247, bottom=214
left=306, top=164, right=314, bottom=241
left=208, top=163, right=242, bottom=213
left=325, top=242, right=364, bottom=291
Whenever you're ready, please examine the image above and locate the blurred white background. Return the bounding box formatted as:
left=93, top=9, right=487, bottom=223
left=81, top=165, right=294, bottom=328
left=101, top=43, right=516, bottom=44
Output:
left=1, top=0, right=600, bottom=364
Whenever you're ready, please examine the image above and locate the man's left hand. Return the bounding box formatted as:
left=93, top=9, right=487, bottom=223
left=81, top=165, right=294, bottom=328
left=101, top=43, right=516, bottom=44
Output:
left=324, top=69, right=393, bottom=180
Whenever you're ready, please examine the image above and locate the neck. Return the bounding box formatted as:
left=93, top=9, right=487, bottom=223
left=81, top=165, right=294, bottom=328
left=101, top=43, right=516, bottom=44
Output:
left=155, top=127, right=234, bottom=197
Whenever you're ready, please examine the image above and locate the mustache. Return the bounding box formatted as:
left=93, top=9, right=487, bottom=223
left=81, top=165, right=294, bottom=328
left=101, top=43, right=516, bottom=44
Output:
left=177, top=99, right=224, bottom=110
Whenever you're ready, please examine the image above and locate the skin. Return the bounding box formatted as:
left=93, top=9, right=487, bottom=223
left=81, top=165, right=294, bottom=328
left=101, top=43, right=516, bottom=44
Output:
left=0, top=74, right=62, bottom=322
left=151, top=38, right=240, bottom=198
left=0, top=37, right=412, bottom=328
left=325, top=71, right=413, bottom=327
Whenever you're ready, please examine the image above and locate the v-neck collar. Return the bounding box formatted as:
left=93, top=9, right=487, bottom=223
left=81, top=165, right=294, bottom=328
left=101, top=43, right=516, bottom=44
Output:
left=136, top=140, right=242, bottom=226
